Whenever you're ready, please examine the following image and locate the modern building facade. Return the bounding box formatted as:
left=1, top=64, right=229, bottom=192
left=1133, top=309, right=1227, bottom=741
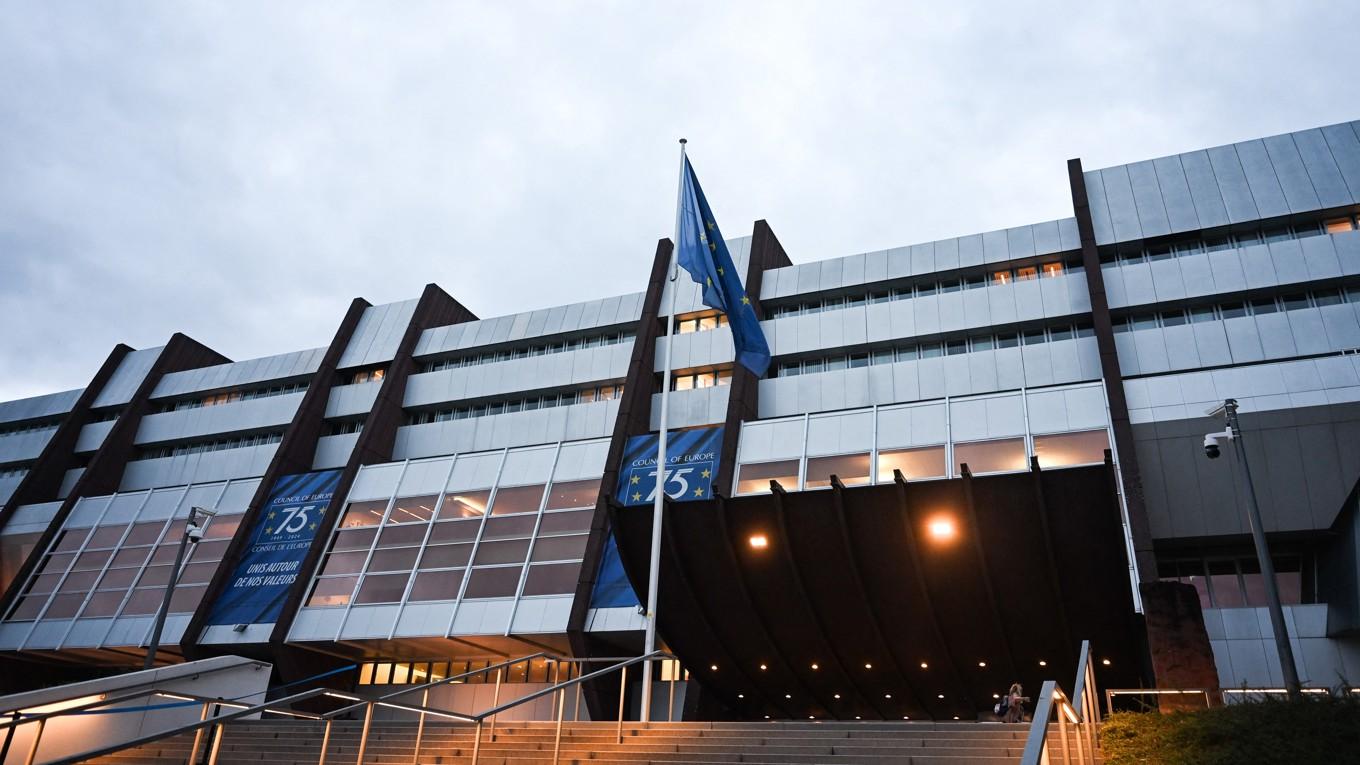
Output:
left=3, top=120, right=1360, bottom=720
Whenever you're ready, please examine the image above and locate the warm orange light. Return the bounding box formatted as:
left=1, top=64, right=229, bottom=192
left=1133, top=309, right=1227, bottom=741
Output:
left=833, top=693, right=841, bottom=699
left=1039, top=660, right=1048, bottom=667
left=920, top=662, right=929, bottom=669
left=810, top=663, right=819, bottom=670
left=864, top=662, right=873, bottom=669
left=1102, top=658, right=1111, bottom=666
left=710, top=664, right=718, bottom=671
left=749, top=534, right=769, bottom=549
left=759, top=663, right=768, bottom=671
left=927, top=517, right=957, bottom=541
left=21, top=694, right=106, bottom=715
left=977, top=661, right=987, bottom=668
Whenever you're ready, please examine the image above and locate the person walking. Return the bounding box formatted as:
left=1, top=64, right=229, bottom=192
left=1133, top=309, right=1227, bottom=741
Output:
left=1005, top=682, right=1028, bottom=723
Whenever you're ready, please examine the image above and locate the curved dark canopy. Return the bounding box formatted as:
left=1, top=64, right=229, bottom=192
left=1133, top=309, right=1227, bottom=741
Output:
left=611, top=460, right=1143, bottom=720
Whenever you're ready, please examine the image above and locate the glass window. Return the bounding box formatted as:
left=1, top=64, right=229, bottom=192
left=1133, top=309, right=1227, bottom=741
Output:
left=803, top=359, right=824, bottom=374
left=368, top=547, right=420, bottom=572
left=440, top=490, right=492, bottom=519
left=463, top=567, right=523, bottom=599
left=58, top=570, right=99, bottom=591
left=82, top=591, right=125, bottom=618
left=339, top=500, right=389, bottom=529
left=1204, top=237, right=1233, bottom=252
left=481, top=514, right=538, bottom=540
left=1033, top=430, right=1109, bottom=468
left=1022, top=330, right=1047, bottom=346
left=916, top=283, right=937, bottom=297
left=1161, top=311, right=1187, bottom=327
left=489, top=485, right=545, bottom=516
left=964, top=276, right=986, bottom=290
left=123, top=522, right=165, bottom=546
left=473, top=539, right=531, bottom=566
left=954, top=438, right=1027, bottom=476
left=521, top=563, right=582, bottom=596
left=1207, top=560, right=1244, bottom=607
left=1314, top=289, right=1344, bottom=307
left=848, top=354, right=869, bottom=369
left=871, top=349, right=895, bottom=365
left=877, top=446, right=946, bottom=482
left=122, top=587, right=165, bottom=615
left=354, top=573, right=411, bottom=604
left=826, top=356, right=848, bottom=372
left=419, top=543, right=473, bottom=569
left=1282, top=293, right=1311, bottom=311
left=1251, top=298, right=1279, bottom=315
left=545, top=479, right=600, bottom=511
left=1041, top=262, right=1064, bottom=278
left=735, top=460, right=799, bottom=495
left=1145, top=245, right=1173, bottom=262
left=945, top=340, right=967, bottom=356
left=1219, top=302, right=1247, bottom=319
left=169, top=585, right=205, bottom=612
left=530, top=534, right=589, bottom=562
left=804, top=453, right=871, bottom=489
left=939, top=279, right=962, bottom=294
left=1324, top=218, right=1356, bottom=234
left=919, top=343, right=943, bottom=359
left=778, top=362, right=801, bottom=377
left=995, top=334, right=1019, bottom=349
left=307, top=576, right=358, bottom=607
left=1262, top=227, right=1292, bottom=244
left=991, top=270, right=1012, bottom=286
left=539, top=510, right=593, bottom=534
left=332, top=527, right=378, bottom=552
left=1189, top=306, right=1218, bottom=323
left=389, top=496, right=438, bottom=524
left=408, top=570, right=464, bottom=602
left=320, top=550, right=368, bottom=576
left=97, top=567, right=139, bottom=589
left=1131, top=315, right=1158, bottom=331
left=896, top=345, right=919, bottom=360
left=1049, top=326, right=1073, bottom=342
left=1015, top=266, right=1038, bottom=281
left=970, top=336, right=994, bottom=351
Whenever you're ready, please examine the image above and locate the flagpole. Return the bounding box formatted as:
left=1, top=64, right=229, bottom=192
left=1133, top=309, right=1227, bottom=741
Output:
left=640, top=138, right=686, bottom=723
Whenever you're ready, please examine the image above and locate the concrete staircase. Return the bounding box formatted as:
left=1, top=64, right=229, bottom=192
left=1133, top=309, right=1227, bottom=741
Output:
left=86, top=719, right=1044, bottom=764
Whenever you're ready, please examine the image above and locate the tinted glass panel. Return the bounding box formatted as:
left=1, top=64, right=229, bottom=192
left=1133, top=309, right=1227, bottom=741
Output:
left=389, top=496, right=439, bottom=524
left=419, top=543, right=473, bottom=569
left=368, top=547, right=420, bottom=572
left=354, top=573, right=411, bottom=604
left=408, top=570, right=464, bottom=602
left=307, top=576, right=358, bottom=607
left=429, top=519, right=482, bottom=543
left=521, top=563, right=582, bottom=596
left=473, top=539, right=531, bottom=566
left=339, top=500, right=389, bottom=529
left=1033, top=430, right=1109, bottom=468
left=735, top=460, right=799, bottom=494
left=877, top=447, right=946, bottom=481
left=463, top=567, right=522, bottom=599
left=530, top=534, right=589, bottom=562
left=545, top=480, right=600, bottom=510
left=490, top=485, right=545, bottom=516
left=321, top=550, right=368, bottom=576
left=481, top=515, right=538, bottom=540
left=804, top=453, right=871, bottom=488
left=439, top=490, right=491, bottom=519
left=538, top=510, right=593, bottom=534
left=954, top=438, right=1027, bottom=475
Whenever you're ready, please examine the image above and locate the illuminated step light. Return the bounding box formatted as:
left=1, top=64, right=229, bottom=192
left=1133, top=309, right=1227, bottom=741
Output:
left=764, top=715, right=770, bottom=719
left=855, top=716, right=862, bottom=720
left=810, top=663, right=819, bottom=670
left=1102, top=659, right=1111, bottom=666
left=1039, top=660, right=1048, bottom=667
left=920, top=662, right=929, bottom=669
left=953, top=716, right=960, bottom=720
left=748, top=534, right=769, bottom=549
left=864, top=663, right=873, bottom=669
left=760, top=663, right=768, bottom=671
left=977, top=661, right=987, bottom=668
left=808, top=716, right=815, bottom=720
left=902, top=715, right=910, bottom=720
left=993, top=693, right=1001, bottom=699
left=937, top=694, right=945, bottom=699
left=833, top=693, right=841, bottom=699
left=710, top=664, right=718, bottom=671
left=884, top=694, right=892, bottom=699
left=785, top=693, right=792, bottom=699
left=737, top=694, right=744, bottom=699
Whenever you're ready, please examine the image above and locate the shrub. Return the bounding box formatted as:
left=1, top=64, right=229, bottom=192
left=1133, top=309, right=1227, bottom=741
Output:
left=1100, top=695, right=1360, bottom=764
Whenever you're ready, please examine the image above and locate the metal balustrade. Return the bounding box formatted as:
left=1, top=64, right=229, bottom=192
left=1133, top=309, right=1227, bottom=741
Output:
left=1020, top=640, right=1101, bottom=765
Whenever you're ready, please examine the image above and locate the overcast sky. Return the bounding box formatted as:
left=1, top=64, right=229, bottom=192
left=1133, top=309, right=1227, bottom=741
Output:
left=0, top=2, right=1353, bottom=402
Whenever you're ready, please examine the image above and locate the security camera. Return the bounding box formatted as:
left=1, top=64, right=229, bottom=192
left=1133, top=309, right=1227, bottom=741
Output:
left=1203, top=427, right=1233, bottom=459
left=186, top=523, right=205, bottom=543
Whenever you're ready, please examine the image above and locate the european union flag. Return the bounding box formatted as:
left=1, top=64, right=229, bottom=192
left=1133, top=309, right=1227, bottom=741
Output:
left=675, top=156, right=772, bottom=376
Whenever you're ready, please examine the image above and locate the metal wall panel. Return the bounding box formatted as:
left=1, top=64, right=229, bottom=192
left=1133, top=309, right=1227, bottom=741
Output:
left=0, top=389, right=82, bottom=426
left=92, top=347, right=164, bottom=408
left=1127, top=160, right=1172, bottom=238
left=1206, top=145, right=1260, bottom=224
left=1262, top=134, right=1321, bottom=214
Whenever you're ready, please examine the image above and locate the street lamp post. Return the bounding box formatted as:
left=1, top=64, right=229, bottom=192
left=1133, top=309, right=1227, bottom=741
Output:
left=1204, top=399, right=1301, bottom=699
left=144, top=506, right=215, bottom=670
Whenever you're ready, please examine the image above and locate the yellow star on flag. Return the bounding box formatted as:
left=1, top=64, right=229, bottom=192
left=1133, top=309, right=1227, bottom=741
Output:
left=741, top=295, right=751, bottom=305
left=265, top=527, right=273, bottom=535
left=706, top=276, right=712, bottom=286
left=267, top=511, right=276, bottom=519
left=630, top=475, right=640, bottom=485
left=701, top=468, right=711, bottom=478
left=706, top=220, right=715, bottom=230
left=709, top=241, right=717, bottom=252
left=309, top=523, right=317, bottom=531
left=694, top=487, right=705, bottom=497
left=632, top=492, right=642, bottom=502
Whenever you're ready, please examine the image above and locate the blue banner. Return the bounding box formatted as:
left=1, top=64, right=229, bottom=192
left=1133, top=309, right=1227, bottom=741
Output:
left=589, top=532, right=640, bottom=608
left=615, top=426, right=724, bottom=506
left=204, top=469, right=342, bottom=626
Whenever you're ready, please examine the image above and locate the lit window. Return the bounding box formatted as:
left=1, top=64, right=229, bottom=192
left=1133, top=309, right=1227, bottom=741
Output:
left=674, top=375, right=695, bottom=391
left=1032, top=430, right=1109, bottom=468
left=804, top=453, right=871, bottom=489
left=1015, top=266, right=1038, bottom=281
left=1325, top=217, right=1356, bottom=234
left=991, top=271, right=1012, bottom=286
left=1041, top=262, right=1064, bottom=278
left=735, top=460, right=799, bottom=494
left=953, top=438, right=1027, bottom=476
left=877, top=446, right=947, bottom=482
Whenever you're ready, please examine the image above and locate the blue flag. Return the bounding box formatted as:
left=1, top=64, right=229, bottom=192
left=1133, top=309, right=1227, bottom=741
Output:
left=676, top=156, right=772, bottom=377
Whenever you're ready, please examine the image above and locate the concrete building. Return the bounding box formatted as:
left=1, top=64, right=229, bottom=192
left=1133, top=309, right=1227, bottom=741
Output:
left=2, top=119, right=1360, bottom=720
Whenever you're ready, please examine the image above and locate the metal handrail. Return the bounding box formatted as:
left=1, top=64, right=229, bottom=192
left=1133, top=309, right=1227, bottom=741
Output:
left=26, top=650, right=676, bottom=765
left=0, top=657, right=272, bottom=716
left=1020, top=640, right=1100, bottom=765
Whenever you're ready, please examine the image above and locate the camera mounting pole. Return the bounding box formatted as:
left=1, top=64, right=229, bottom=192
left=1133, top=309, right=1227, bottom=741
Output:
left=1217, top=398, right=1301, bottom=699
left=144, top=505, right=215, bottom=669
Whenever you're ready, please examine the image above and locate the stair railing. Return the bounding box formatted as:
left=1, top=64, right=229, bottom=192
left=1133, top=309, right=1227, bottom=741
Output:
left=1020, top=640, right=1101, bottom=765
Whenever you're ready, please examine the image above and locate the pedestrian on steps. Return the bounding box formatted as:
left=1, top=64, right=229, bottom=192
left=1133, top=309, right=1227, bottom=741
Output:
left=1005, top=682, right=1028, bottom=723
